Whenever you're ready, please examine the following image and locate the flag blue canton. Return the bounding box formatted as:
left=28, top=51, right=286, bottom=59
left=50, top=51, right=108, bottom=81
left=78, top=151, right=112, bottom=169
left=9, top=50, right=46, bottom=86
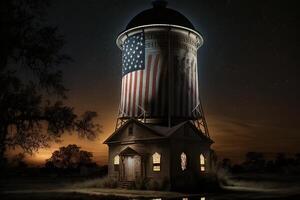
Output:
left=122, top=32, right=145, bottom=76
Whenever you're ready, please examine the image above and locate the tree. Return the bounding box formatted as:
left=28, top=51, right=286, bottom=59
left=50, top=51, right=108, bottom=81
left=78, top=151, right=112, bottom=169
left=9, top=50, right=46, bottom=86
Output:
left=45, top=144, right=96, bottom=169
left=221, top=158, right=232, bottom=171
left=243, top=152, right=265, bottom=172
left=275, top=153, right=287, bottom=166
left=0, top=0, right=100, bottom=166
left=9, top=153, right=28, bottom=168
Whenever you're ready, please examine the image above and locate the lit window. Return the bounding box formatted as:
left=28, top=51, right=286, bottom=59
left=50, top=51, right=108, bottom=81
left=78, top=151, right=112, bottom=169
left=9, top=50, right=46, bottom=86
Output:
left=200, top=154, right=205, bottom=172
left=152, top=152, right=161, bottom=171
left=181, top=152, right=187, bottom=171
left=114, top=155, right=120, bottom=165
left=114, top=155, right=120, bottom=171
left=153, top=165, right=160, bottom=171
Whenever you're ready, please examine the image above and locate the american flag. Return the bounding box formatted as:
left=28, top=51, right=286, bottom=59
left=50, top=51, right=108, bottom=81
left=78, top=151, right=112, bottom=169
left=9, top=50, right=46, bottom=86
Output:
left=119, top=32, right=200, bottom=119
left=122, top=32, right=145, bottom=76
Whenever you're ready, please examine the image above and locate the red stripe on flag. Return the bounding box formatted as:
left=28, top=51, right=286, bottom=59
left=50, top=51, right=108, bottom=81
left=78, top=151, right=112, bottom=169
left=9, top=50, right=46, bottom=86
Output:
left=127, top=73, right=132, bottom=116
left=144, top=54, right=152, bottom=113
left=120, top=77, right=124, bottom=116
left=132, top=71, right=138, bottom=116
left=138, top=69, right=144, bottom=116
left=123, top=75, right=128, bottom=115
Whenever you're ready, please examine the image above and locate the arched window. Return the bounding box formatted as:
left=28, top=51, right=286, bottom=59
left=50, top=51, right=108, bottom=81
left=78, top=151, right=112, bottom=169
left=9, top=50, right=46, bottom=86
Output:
left=181, top=152, right=187, bottom=171
left=152, top=152, right=161, bottom=171
left=114, top=155, right=120, bottom=171
left=200, top=154, right=205, bottom=172
left=114, top=155, right=120, bottom=165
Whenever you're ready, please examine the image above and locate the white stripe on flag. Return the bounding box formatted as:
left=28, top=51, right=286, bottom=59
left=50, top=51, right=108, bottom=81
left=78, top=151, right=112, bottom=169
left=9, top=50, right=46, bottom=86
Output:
left=120, top=76, right=125, bottom=116
left=135, top=70, right=141, bottom=116
left=141, top=55, right=148, bottom=112
left=125, top=74, right=130, bottom=116
left=129, top=71, right=135, bottom=116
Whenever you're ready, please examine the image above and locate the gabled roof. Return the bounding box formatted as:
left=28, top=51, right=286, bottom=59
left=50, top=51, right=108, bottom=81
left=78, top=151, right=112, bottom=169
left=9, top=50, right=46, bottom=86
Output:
left=145, top=121, right=188, bottom=137
left=118, top=146, right=148, bottom=156
left=119, top=147, right=140, bottom=156
left=103, top=119, right=213, bottom=144
left=144, top=121, right=212, bottom=142
left=103, top=119, right=165, bottom=144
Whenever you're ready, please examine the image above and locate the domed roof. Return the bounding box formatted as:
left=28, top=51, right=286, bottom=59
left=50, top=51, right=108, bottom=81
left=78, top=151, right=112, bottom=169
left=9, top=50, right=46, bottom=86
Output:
left=126, top=0, right=195, bottom=31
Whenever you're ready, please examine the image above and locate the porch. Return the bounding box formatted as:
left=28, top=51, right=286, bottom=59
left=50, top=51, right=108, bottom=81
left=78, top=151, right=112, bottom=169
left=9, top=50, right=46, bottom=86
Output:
left=118, top=147, right=146, bottom=182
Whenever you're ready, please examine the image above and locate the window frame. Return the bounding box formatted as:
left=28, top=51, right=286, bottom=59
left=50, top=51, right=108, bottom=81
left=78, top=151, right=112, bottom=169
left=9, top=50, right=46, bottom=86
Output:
left=152, top=152, right=161, bottom=172
left=180, top=152, right=187, bottom=171
left=113, top=155, right=120, bottom=171
left=200, top=153, right=206, bottom=172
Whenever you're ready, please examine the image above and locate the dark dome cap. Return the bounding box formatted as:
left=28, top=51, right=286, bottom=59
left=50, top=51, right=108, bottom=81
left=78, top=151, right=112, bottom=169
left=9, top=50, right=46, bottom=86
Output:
left=152, top=0, right=168, bottom=8
left=126, top=0, right=195, bottom=31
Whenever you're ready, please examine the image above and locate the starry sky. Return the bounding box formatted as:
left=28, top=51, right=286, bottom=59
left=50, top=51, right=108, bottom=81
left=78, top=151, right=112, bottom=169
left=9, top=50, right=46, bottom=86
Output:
left=26, top=0, right=300, bottom=165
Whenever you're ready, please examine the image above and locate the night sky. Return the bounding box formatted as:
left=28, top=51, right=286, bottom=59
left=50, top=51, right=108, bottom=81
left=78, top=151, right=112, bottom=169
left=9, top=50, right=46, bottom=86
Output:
left=26, top=0, right=300, bottom=165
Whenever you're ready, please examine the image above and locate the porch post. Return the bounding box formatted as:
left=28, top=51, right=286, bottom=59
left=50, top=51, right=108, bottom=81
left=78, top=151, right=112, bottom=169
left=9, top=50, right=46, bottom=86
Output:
left=120, top=156, right=125, bottom=181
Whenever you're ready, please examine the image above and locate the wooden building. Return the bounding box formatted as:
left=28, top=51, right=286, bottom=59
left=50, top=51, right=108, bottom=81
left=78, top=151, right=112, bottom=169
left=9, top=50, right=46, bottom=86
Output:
left=104, top=119, right=214, bottom=188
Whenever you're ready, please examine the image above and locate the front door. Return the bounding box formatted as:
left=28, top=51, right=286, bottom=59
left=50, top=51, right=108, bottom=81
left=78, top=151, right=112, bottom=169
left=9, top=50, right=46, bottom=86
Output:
left=123, top=155, right=141, bottom=181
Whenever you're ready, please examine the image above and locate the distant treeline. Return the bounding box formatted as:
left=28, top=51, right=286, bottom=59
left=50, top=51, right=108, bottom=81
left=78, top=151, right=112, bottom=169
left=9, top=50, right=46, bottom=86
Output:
left=2, top=144, right=108, bottom=178
left=220, top=152, right=300, bottom=174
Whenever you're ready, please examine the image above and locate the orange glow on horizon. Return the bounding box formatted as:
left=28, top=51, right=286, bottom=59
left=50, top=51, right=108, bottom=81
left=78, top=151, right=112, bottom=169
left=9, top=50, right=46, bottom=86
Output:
left=15, top=112, right=300, bottom=166
left=23, top=110, right=116, bottom=166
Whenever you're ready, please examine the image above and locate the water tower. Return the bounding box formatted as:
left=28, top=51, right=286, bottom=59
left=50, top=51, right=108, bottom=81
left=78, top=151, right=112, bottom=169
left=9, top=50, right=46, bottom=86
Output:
left=116, top=0, right=209, bottom=136
left=105, top=1, right=214, bottom=188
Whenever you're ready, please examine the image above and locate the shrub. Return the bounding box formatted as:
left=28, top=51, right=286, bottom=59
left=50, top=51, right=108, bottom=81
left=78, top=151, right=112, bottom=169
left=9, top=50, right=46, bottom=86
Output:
left=161, top=177, right=171, bottom=190
left=134, top=177, right=149, bottom=190
left=217, top=168, right=233, bottom=186
left=146, top=179, right=160, bottom=190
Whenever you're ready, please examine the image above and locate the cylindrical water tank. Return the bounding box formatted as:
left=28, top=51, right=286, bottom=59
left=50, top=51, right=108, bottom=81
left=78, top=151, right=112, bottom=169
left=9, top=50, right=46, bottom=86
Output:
left=116, top=1, right=203, bottom=125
